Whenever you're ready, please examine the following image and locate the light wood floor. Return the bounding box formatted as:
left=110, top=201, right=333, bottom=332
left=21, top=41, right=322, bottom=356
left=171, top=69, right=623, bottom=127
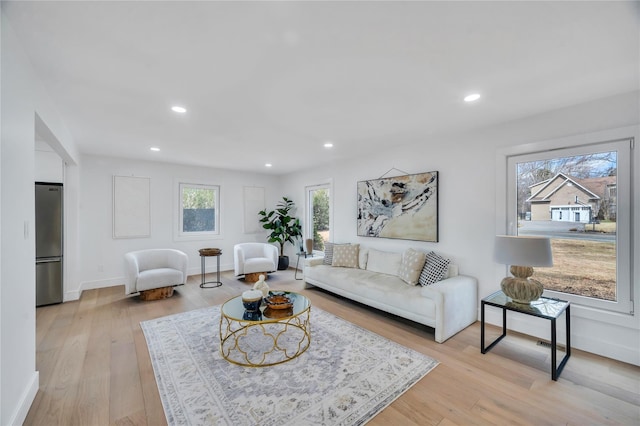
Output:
left=26, top=269, right=640, bottom=425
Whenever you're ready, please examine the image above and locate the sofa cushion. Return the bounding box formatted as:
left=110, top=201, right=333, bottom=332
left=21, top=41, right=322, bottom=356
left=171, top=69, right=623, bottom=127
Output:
left=304, top=265, right=436, bottom=320
left=332, top=244, right=360, bottom=268
left=137, top=268, right=184, bottom=292
left=244, top=257, right=275, bottom=274
left=366, top=248, right=402, bottom=276
left=398, top=248, right=427, bottom=285
left=419, top=251, right=451, bottom=286
left=323, top=242, right=348, bottom=265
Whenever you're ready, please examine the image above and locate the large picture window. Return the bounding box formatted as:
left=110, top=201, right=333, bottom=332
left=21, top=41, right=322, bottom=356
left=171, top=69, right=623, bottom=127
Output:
left=506, top=139, right=632, bottom=314
left=178, top=183, right=220, bottom=238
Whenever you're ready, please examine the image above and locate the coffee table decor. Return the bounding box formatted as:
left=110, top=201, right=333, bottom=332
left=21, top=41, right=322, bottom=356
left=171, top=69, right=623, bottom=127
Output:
left=220, top=291, right=311, bottom=367
left=141, top=304, right=439, bottom=426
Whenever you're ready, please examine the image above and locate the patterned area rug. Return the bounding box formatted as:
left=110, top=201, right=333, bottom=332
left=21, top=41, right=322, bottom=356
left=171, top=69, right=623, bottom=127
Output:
left=141, top=305, right=438, bottom=425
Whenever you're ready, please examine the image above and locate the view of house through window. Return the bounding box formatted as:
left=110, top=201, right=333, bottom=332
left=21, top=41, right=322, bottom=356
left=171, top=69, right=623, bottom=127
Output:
left=179, top=183, right=219, bottom=235
left=307, top=185, right=331, bottom=251
left=515, top=151, right=618, bottom=301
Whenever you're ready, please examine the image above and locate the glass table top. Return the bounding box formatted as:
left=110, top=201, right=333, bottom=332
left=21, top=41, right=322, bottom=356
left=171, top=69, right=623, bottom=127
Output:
left=483, top=290, right=569, bottom=319
left=221, top=291, right=310, bottom=322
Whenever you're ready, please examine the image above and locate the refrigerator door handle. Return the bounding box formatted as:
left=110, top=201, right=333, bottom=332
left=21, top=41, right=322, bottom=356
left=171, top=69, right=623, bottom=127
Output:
left=36, top=257, right=62, bottom=264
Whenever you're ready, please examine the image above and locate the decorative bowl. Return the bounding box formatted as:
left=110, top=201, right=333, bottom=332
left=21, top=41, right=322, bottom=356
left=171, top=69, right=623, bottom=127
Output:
left=265, top=294, right=293, bottom=310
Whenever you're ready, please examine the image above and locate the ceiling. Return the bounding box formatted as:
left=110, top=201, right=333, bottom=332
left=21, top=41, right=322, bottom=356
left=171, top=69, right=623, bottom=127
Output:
left=4, top=1, right=639, bottom=175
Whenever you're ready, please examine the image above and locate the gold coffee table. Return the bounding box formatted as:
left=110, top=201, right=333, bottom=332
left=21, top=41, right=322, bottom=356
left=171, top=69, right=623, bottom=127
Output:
left=219, top=292, right=311, bottom=367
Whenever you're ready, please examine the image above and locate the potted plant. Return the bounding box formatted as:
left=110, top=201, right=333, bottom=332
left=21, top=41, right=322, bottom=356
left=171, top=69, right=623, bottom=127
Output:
left=258, top=197, right=303, bottom=270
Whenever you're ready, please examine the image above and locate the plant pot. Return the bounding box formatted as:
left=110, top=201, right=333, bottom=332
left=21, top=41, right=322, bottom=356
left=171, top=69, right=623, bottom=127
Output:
left=277, top=256, right=289, bottom=270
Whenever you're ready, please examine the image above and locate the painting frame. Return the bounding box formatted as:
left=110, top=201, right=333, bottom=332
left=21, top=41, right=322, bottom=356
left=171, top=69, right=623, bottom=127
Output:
left=357, top=171, right=439, bottom=242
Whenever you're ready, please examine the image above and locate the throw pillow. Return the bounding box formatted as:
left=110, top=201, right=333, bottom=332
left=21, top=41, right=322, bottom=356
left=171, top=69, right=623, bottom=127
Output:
left=366, top=248, right=403, bottom=276
left=398, top=248, right=427, bottom=285
left=332, top=244, right=360, bottom=268
left=419, top=251, right=451, bottom=286
left=323, top=242, right=347, bottom=265
left=358, top=248, right=369, bottom=269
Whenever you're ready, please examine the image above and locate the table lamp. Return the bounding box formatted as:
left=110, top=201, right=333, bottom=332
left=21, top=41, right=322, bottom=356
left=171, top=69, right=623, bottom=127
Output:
left=494, top=235, right=553, bottom=304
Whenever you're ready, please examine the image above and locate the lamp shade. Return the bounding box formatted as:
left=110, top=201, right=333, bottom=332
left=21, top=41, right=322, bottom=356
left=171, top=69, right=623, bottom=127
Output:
left=494, top=235, right=553, bottom=267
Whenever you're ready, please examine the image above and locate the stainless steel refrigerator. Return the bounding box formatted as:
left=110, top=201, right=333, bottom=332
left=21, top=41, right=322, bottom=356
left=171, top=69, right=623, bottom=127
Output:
left=35, top=182, right=63, bottom=306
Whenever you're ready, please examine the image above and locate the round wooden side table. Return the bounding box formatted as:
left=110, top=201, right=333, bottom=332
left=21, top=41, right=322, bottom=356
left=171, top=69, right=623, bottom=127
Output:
left=198, top=248, right=223, bottom=288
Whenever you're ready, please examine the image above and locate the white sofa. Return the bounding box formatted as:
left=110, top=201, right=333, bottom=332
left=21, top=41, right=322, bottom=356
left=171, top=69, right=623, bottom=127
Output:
left=304, top=246, right=478, bottom=343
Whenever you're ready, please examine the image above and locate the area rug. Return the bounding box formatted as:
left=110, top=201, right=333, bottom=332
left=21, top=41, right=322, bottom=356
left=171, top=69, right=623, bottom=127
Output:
left=141, top=305, right=438, bottom=426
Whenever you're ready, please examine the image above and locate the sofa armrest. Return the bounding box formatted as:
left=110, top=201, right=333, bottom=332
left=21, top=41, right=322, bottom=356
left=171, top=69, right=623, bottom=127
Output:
left=420, top=274, right=478, bottom=343
left=167, top=250, right=189, bottom=284
left=234, top=246, right=245, bottom=276
left=304, top=257, right=325, bottom=267
left=124, top=252, right=140, bottom=294
left=263, top=244, right=279, bottom=266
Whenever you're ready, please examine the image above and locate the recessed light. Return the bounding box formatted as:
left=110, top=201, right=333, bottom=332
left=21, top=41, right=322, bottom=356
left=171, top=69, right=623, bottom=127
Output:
left=150, top=147, right=160, bottom=152
left=323, top=142, right=334, bottom=148
left=171, top=106, right=187, bottom=113
left=265, top=163, right=272, bottom=168
left=464, top=93, right=481, bottom=102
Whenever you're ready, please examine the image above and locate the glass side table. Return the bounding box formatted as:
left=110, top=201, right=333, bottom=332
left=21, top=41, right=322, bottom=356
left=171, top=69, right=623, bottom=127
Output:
left=481, top=290, right=571, bottom=380
left=294, top=252, right=314, bottom=280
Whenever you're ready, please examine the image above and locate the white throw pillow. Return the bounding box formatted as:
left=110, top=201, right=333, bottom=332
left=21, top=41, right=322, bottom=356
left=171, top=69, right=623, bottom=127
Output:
left=366, top=248, right=402, bottom=277
left=398, top=248, right=427, bottom=285
left=358, top=248, right=369, bottom=269
left=332, top=244, right=360, bottom=268
left=419, top=251, right=451, bottom=286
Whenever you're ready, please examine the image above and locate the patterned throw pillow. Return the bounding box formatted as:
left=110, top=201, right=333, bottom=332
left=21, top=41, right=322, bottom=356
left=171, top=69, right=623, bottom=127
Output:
left=398, top=248, right=427, bottom=285
left=332, top=244, right=360, bottom=268
left=323, top=243, right=347, bottom=265
left=419, top=251, right=451, bottom=286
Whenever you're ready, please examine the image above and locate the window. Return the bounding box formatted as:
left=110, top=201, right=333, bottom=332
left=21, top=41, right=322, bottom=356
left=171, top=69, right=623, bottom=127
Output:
left=506, top=138, right=632, bottom=314
left=306, top=183, right=332, bottom=252
left=178, top=183, right=219, bottom=238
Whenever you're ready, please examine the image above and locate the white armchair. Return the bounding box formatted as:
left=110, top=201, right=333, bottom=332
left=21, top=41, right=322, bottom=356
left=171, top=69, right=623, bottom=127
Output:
left=234, top=243, right=278, bottom=277
left=124, top=249, right=188, bottom=299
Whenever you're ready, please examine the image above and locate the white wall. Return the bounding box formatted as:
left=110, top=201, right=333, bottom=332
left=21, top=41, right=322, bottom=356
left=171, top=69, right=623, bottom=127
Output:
left=74, top=155, right=280, bottom=299
left=34, top=145, right=64, bottom=183
left=0, top=11, right=79, bottom=426
left=279, top=91, right=640, bottom=366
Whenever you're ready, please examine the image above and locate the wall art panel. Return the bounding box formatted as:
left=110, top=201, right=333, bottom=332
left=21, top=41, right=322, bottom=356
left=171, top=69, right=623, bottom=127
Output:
left=357, top=171, right=438, bottom=242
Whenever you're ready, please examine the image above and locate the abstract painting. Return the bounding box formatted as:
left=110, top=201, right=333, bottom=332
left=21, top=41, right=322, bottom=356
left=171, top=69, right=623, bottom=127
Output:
left=357, top=171, right=438, bottom=242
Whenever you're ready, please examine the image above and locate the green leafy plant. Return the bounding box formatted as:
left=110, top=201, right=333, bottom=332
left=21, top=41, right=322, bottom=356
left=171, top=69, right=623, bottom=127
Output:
left=258, top=197, right=303, bottom=257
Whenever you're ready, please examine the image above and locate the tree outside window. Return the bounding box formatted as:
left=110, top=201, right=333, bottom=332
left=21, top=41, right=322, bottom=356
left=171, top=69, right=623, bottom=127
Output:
left=307, top=185, right=331, bottom=251
left=179, top=183, right=219, bottom=236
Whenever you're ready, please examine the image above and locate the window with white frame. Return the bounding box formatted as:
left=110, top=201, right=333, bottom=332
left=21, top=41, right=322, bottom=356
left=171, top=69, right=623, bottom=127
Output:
left=178, top=182, right=220, bottom=238
left=305, top=183, right=332, bottom=252
left=506, top=138, right=633, bottom=314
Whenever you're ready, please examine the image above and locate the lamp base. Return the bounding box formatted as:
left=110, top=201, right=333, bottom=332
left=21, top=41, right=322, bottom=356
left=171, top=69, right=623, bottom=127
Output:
left=501, top=276, right=543, bottom=304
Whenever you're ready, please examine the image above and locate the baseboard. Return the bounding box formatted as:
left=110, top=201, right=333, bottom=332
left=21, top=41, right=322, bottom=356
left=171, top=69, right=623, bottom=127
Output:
left=8, top=371, right=39, bottom=426
left=64, top=289, right=81, bottom=302
left=68, top=277, right=126, bottom=300
left=81, top=277, right=124, bottom=291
